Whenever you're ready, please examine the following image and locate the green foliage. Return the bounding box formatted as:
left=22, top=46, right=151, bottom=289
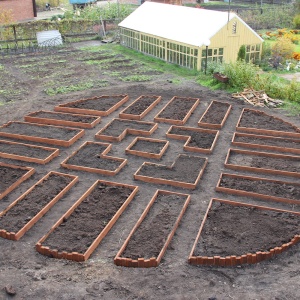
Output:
left=293, top=14, right=300, bottom=29
left=237, top=45, right=246, bottom=61
left=120, top=75, right=152, bottom=82
left=69, top=4, right=133, bottom=21
left=239, top=4, right=295, bottom=30
left=222, top=60, right=259, bottom=90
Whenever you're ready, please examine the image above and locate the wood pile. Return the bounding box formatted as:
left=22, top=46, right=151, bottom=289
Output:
left=232, top=89, right=284, bottom=108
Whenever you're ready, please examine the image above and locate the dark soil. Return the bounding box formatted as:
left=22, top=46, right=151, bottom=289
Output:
left=169, top=126, right=217, bottom=149
left=137, top=155, right=206, bottom=183
left=41, top=182, right=133, bottom=253
left=27, top=111, right=99, bottom=124
left=0, top=165, right=30, bottom=194
left=0, top=173, right=73, bottom=233
left=0, top=140, right=57, bottom=160
left=238, top=109, right=300, bottom=132
left=59, top=95, right=128, bottom=112
left=228, top=151, right=300, bottom=173
left=129, top=139, right=167, bottom=154
left=155, top=97, right=198, bottom=121
left=0, top=122, right=82, bottom=140
left=64, top=142, right=124, bottom=171
left=121, top=95, right=159, bottom=115
left=121, top=193, right=188, bottom=260
left=219, top=174, right=300, bottom=201
left=234, top=134, right=300, bottom=150
left=199, top=101, right=230, bottom=125
left=193, top=201, right=300, bottom=257
left=98, top=118, right=156, bottom=137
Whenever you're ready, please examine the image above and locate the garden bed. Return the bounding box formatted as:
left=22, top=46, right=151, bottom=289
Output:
left=0, top=171, right=78, bottom=241
left=189, top=198, right=300, bottom=266
left=95, top=118, right=158, bottom=142
left=119, top=95, right=162, bottom=120
left=0, top=162, right=35, bottom=200
left=114, top=190, right=190, bottom=268
left=54, top=94, right=129, bottom=116
left=0, top=139, right=59, bottom=164
left=154, top=96, right=199, bottom=125
left=166, top=125, right=219, bottom=154
left=216, top=173, right=300, bottom=205
left=125, top=137, right=169, bottom=159
left=224, top=148, right=300, bottom=178
left=231, top=132, right=300, bottom=155
left=134, top=154, right=208, bottom=189
left=36, top=180, right=139, bottom=262
left=24, top=110, right=101, bottom=129
left=61, top=141, right=127, bottom=176
left=198, top=100, right=232, bottom=129
left=0, top=121, right=84, bottom=147
left=236, top=108, right=300, bottom=138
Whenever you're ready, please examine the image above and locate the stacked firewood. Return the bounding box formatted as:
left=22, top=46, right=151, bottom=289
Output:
left=232, top=89, right=284, bottom=108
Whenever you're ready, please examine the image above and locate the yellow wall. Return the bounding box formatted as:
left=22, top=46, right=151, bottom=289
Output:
left=208, top=17, right=263, bottom=63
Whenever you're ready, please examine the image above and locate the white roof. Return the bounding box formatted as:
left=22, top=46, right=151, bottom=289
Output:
left=119, top=2, right=238, bottom=47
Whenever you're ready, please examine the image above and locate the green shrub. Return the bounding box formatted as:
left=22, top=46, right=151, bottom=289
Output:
left=237, top=45, right=246, bottom=61
left=293, top=14, right=300, bottom=29
left=222, top=60, right=258, bottom=90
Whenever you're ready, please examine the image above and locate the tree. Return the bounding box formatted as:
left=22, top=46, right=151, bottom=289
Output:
left=271, top=37, right=295, bottom=68
left=237, top=45, right=246, bottom=61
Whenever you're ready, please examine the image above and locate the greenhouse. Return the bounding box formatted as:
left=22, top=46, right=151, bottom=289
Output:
left=118, top=2, right=263, bottom=71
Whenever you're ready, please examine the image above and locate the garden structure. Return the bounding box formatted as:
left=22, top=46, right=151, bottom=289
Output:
left=0, top=48, right=300, bottom=298
left=118, top=2, right=263, bottom=71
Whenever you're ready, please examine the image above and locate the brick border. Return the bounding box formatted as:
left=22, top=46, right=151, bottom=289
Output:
left=0, top=162, right=35, bottom=201
left=198, top=100, right=232, bottom=129
left=24, top=110, right=101, bottom=129
left=119, top=95, right=162, bottom=120
left=0, top=171, right=78, bottom=241
left=166, top=125, right=219, bottom=154
left=224, top=148, right=300, bottom=178
left=0, top=121, right=85, bottom=147
left=125, top=137, right=169, bottom=159
left=36, top=180, right=139, bottom=262
left=54, top=94, right=129, bottom=116
left=188, top=198, right=300, bottom=266
left=154, top=96, right=200, bottom=125
left=61, top=141, right=127, bottom=176
left=114, top=189, right=190, bottom=268
left=236, top=108, right=300, bottom=138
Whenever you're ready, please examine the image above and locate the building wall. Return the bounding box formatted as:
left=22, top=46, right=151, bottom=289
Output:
left=0, top=0, right=35, bottom=22
left=210, top=17, right=262, bottom=63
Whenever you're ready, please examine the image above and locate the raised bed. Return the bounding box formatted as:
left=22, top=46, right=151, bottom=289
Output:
left=134, top=154, right=208, bottom=189
left=61, top=141, right=127, bottom=176
left=36, top=180, right=139, bottom=262
left=216, top=173, right=300, bottom=205
left=95, top=118, right=158, bottom=142
left=24, top=110, right=101, bottom=129
left=0, top=139, right=59, bottom=164
left=0, top=171, right=78, bottom=241
left=224, top=148, right=300, bottom=178
left=166, top=125, right=219, bottom=154
left=231, top=132, right=300, bottom=155
left=189, top=198, right=300, bottom=266
left=119, top=95, right=162, bottom=120
left=0, top=162, right=35, bottom=201
left=114, top=189, right=190, bottom=268
left=198, top=100, right=232, bottom=129
left=0, top=121, right=84, bottom=147
left=236, top=108, right=300, bottom=138
left=126, top=137, right=169, bottom=159
left=54, top=94, right=129, bottom=116
left=154, top=96, right=200, bottom=125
